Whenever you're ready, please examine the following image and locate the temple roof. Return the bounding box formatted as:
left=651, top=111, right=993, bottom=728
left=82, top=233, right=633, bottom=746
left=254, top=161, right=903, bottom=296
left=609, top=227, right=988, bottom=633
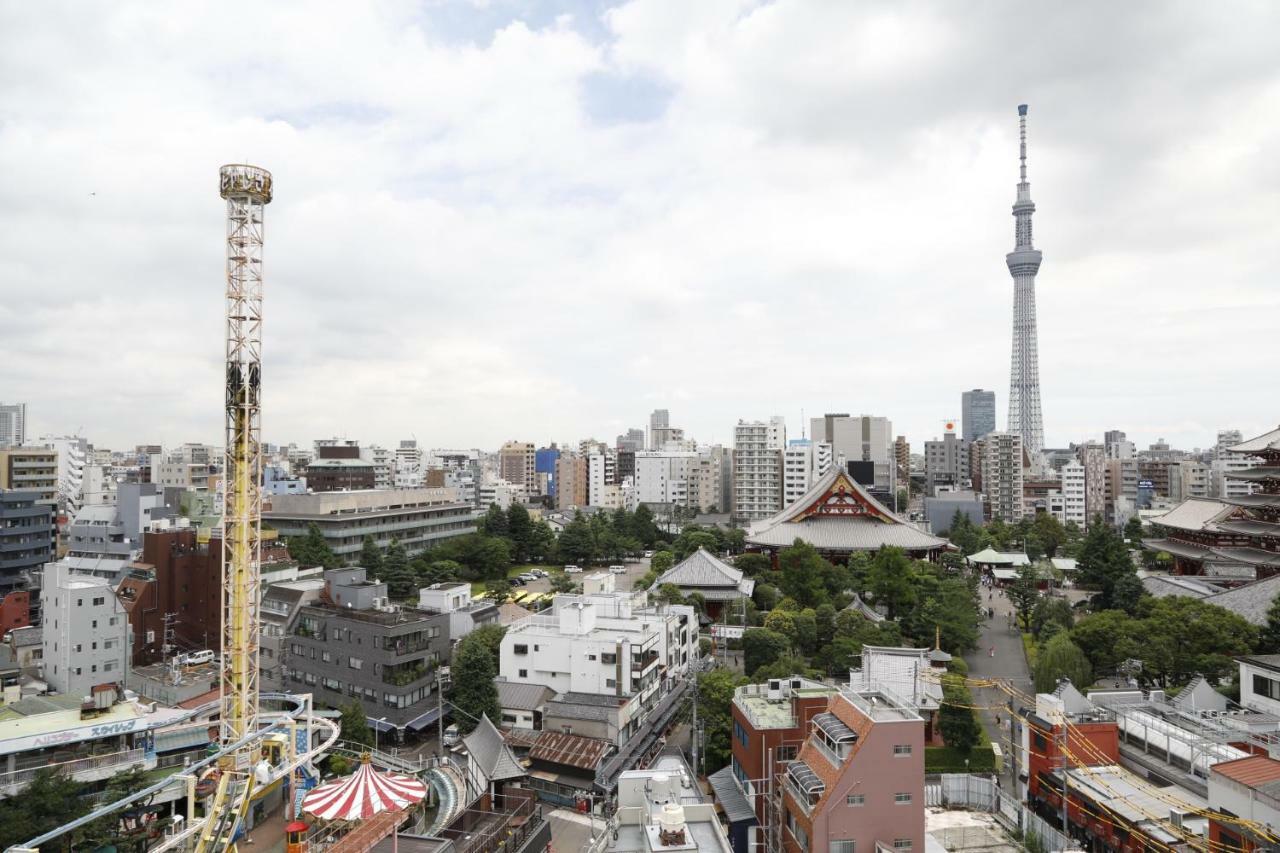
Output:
left=746, top=467, right=947, bottom=553
left=1226, top=467, right=1280, bottom=484
left=464, top=715, right=527, bottom=783
left=1149, top=498, right=1236, bottom=532
left=1230, top=427, right=1280, bottom=455
left=655, top=548, right=755, bottom=598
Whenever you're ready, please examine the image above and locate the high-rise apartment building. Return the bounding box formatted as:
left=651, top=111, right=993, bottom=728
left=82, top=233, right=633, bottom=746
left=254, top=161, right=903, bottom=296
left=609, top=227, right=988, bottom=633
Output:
left=1059, top=460, right=1086, bottom=528
left=1169, top=460, right=1210, bottom=501
left=647, top=409, right=684, bottom=451
left=0, top=490, right=54, bottom=592
left=1005, top=105, right=1046, bottom=456
left=362, top=444, right=393, bottom=489
left=393, top=440, right=424, bottom=488
left=0, top=403, right=26, bottom=448
left=1078, top=441, right=1107, bottom=526
left=0, top=447, right=58, bottom=503
left=961, top=390, right=996, bottom=442
left=1104, top=430, right=1135, bottom=460
left=633, top=450, right=696, bottom=508
left=37, top=435, right=88, bottom=515
left=978, top=432, right=1025, bottom=522
left=894, top=435, right=911, bottom=494
left=809, top=413, right=896, bottom=493
left=1211, top=430, right=1259, bottom=500
left=498, top=441, right=537, bottom=498
left=555, top=453, right=588, bottom=510
left=783, top=440, right=833, bottom=507
left=733, top=417, right=786, bottom=522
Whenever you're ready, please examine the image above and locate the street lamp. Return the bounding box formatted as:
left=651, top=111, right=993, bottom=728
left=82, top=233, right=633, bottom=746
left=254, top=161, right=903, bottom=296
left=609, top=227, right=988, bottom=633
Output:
left=374, top=717, right=388, bottom=755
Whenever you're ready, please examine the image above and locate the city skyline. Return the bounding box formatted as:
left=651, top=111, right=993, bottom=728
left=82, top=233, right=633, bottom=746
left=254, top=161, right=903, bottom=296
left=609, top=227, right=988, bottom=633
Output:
left=2, top=2, right=1277, bottom=451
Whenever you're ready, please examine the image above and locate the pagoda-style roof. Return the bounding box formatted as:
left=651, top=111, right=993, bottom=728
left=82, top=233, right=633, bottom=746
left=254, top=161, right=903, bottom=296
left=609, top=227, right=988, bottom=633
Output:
left=1149, top=498, right=1236, bottom=532
left=1223, top=494, right=1280, bottom=511
left=1217, top=519, right=1280, bottom=538
left=966, top=548, right=1031, bottom=566
left=1226, top=467, right=1280, bottom=484
left=1230, top=427, right=1280, bottom=455
left=655, top=547, right=755, bottom=600
left=843, top=593, right=886, bottom=623
left=746, top=467, right=947, bottom=554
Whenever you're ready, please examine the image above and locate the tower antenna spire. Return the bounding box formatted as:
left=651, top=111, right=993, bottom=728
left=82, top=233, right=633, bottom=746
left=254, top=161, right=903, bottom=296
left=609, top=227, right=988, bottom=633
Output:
left=1006, top=104, right=1045, bottom=457
left=1019, top=103, right=1028, bottom=185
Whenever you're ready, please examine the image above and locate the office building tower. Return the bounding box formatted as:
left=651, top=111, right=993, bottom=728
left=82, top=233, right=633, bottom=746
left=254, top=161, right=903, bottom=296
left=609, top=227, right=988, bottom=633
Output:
left=961, top=390, right=996, bottom=443
left=0, top=403, right=26, bottom=448
left=809, top=413, right=896, bottom=493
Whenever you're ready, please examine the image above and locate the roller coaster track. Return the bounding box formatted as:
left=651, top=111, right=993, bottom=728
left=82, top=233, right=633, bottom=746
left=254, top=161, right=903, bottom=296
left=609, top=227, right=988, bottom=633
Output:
left=6, top=693, right=341, bottom=853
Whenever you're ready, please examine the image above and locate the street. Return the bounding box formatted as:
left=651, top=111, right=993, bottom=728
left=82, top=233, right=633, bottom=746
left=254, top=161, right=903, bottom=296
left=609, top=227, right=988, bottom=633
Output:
left=965, top=581, right=1034, bottom=788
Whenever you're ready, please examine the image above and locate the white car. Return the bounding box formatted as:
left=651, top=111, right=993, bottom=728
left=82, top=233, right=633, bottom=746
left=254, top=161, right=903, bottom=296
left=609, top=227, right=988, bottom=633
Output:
left=564, top=565, right=582, bottom=574
left=518, top=573, right=539, bottom=582
left=609, top=565, right=626, bottom=574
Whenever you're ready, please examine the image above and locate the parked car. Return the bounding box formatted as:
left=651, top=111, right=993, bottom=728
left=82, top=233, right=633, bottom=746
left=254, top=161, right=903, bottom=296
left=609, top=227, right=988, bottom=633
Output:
left=643, top=550, right=655, bottom=558
left=510, top=576, right=526, bottom=586
left=518, top=573, right=539, bottom=582
left=609, top=565, right=626, bottom=574
left=564, top=565, right=582, bottom=574
left=532, top=569, right=549, bottom=578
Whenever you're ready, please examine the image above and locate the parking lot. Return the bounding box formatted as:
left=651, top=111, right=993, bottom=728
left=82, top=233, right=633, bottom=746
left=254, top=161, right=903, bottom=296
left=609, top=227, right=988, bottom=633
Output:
left=499, top=555, right=653, bottom=605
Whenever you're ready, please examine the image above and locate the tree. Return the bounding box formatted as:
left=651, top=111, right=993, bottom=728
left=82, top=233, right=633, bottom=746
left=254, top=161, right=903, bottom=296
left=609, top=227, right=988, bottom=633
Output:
left=763, top=610, right=798, bottom=646
left=650, top=550, right=675, bottom=574
left=938, top=675, right=981, bottom=755
left=777, top=541, right=830, bottom=609
left=551, top=573, right=578, bottom=593
left=725, top=528, right=746, bottom=554
left=0, top=768, right=85, bottom=851
left=1034, top=633, right=1093, bottom=693
left=340, top=701, right=373, bottom=746
left=287, top=522, right=340, bottom=569
left=1031, top=596, right=1075, bottom=639
left=1259, top=595, right=1280, bottom=654
left=558, top=517, right=597, bottom=565
left=674, top=530, right=720, bottom=562
left=471, top=536, right=513, bottom=580
left=467, top=623, right=508, bottom=663
left=360, top=536, right=384, bottom=574
left=734, top=553, right=773, bottom=577
left=1004, top=565, right=1041, bottom=630
left=381, top=538, right=414, bottom=599
left=1076, top=518, right=1139, bottom=610
left=451, top=634, right=500, bottom=734
left=698, top=669, right=747, bottom=773
left=486, top=578, right=514, bottom=603
left=742, top=628, right=791, bottom=677
left=415, top=559, right=464, bottom=586
left=753, top=583, right=781, bottom=612
left=75, top=765, right=156, bottom=850
left=632, top=504, right=659, bottom=546
left=1123, top=516, right=1145, bottom=549
left=481, top=503, right=509, bottom=537
left=655, top=583, right=685, bottom=605
left=867, top=547, right=917, bottom=619
left=506, top=503, right=535, bottom=562
left=1033, top=512, right=1067, bottom=558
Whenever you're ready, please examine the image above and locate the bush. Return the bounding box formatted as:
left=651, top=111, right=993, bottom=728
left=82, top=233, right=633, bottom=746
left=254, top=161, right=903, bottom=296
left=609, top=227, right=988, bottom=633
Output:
left=924, top=745, right=997, bottom=773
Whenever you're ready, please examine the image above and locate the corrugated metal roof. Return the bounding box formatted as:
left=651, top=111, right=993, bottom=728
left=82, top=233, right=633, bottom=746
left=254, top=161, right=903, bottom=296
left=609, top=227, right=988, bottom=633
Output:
left=707, top=766, right=757, bottom=824
left=529, top=730, right=611, bottom=770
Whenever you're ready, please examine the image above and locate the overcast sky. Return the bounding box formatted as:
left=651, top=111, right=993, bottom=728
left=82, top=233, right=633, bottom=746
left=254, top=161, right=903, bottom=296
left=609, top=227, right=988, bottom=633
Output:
left=2, top=1, right=1277, bottom=454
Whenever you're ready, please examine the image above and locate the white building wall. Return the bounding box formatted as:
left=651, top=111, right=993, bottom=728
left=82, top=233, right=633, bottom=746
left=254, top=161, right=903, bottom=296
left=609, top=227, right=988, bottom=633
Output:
left=733, top=417, right=786, bottom=521
left=40, top=562, right=129, bottom=698
left=633, top=451, right=696, bottom=507
left=1060, top=461, right=1086, bottom=527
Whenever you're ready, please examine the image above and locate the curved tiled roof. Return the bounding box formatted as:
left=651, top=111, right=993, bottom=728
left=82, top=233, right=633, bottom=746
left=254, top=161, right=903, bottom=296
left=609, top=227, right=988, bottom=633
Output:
left=1230, top=427, right=1280, bottom=455
left=655, top=548, right=755, bottom=597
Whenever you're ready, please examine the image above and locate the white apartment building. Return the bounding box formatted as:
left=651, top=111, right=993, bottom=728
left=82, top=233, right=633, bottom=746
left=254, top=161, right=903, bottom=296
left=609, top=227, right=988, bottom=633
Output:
left=979, top=432, right=1025, bottom=522
left=1059, top=460, right=1087, bottom=527
left=1211, top=430, right=1259, bottom=500
left=809, top=413, right=896, bottom=493
left=41, top=561, right=129, bottom=697
left=588, top=451, right=618, bottom=506
left=499, top=580, right=697, bottom=706
left=633, top=450, right=696, bottom=508
left=33, top=436, right=88, bottom=516
left=362, top=444, right=394, bottom=489
left=1079, top=441, right=1107, bottom=526
left=393, top=440, right=424, bottom=489
left=690, top=446, right=731, bottom=513
left=783, top=440, right=833, bottom=507
left=733, top=417, right=786, bottom=522
left=0, top=402, right=27, bottom=448
left=417, top=582, right=499, bottom=642
left=479, top=475, right=524, bottom=510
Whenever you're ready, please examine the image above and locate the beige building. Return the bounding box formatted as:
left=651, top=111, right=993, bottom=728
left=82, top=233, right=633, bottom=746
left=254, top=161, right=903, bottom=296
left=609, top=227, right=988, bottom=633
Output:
left=498, top=441, right=537, bottom=499
left=0, top=447, right=58, bottom=503
left=978, top=432, right=1025, bottom=522
left=555, top=453, right=588, bottom=510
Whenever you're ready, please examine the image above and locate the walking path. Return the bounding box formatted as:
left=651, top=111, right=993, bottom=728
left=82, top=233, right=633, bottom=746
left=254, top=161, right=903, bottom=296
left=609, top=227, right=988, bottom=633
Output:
left=964, top=581, right=1034, bottom=788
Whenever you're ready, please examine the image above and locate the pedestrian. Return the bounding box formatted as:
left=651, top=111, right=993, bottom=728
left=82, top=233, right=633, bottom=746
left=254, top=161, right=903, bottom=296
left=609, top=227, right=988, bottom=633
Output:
left=989, top=646, right=995, bottom=658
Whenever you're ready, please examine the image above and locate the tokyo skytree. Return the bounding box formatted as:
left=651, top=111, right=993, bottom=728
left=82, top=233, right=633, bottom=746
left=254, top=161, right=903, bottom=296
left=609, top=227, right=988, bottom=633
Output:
left=1006, top=104, right=1044, bottom=455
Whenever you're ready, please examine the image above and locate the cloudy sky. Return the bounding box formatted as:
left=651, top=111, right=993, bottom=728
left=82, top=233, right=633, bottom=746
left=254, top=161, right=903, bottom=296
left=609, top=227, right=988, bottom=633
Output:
left=2, top=1, right=1277, bottom=454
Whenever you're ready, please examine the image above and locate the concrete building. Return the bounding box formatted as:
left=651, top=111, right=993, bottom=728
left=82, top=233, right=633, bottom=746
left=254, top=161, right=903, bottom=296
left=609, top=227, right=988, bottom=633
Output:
left=362, top=444, right=393, bottom=489
left=305, top=457, right=375, bottom=492
left=647, top=409, right=684, bottom=451
left=535, top=446, right=560, bottom=500
left=34, top=436, right=88, bottom=516
left=263, top=488, right=476, bottom=562
left=393, top=440, right=424, bottom=489
left=1104, top=429, right=1135, bottom=460
left=733, top=417, right=786, bottom=522
left=616, top=429, right=645, bottom=453
left=1208, top=756, right=1280, bottom=851
left=555, top=453, right=588, bottom=510
left=260, top=577, right=326, bottom=693
left=1077, top=441, right=1107, bottom=526
left=978, top=432, right=1025, bottom=522
left=809, top=413, right=896, bottom=494
left=286, top=567, right=452, bottom=735
left=499, top=441, right=538, bottom=499
left=923, top=491, right=984, bottom=534
left=611, top=761, right=734, bottom=853
left=1169, top=460, right=1210, bottom=501
left=417, top=582, right=499, bottom=643
left=961, top=389, right=996, bottom=442
left=1211, top=430, right=1259, bottom=500
left=0, top=447, right=58, bottom=504
left=587, top=450, right=617, bottom=507
left=263, top=464, right=306, bottom=496
left=633, top=450, right=696, bottom=509
left=0, top=403, right=27, bottom=448
left=783, top=440, right=833, bottom=508
left=923, top=432, right=969, bottom=496
left=0, top=490, right=54, bottom=593
left=41, top=560, right=129, bottom=697
left=1059, top=460, right=1087, bottom=528
left=894, top=435, right=910, bottom=495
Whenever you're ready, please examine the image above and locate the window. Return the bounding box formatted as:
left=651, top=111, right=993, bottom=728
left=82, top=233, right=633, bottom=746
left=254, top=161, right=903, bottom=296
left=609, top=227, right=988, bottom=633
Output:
left=1254, top=674, right=1280, bottom=701
left=893, top=744, right=912, bottom=757
left=894, top=793, right=912, bottom=805
left=104, top=661, right=115, bottom=672
left=75, top=667, right=82, bottom=675
left=74, top=643, right=82, bottom=653
left=77, top=599, right=83, bottom=607
left=601, top=652, right=617, bottom=664
left=776, top=745, right=798, bottom=762
left=91, top=665, right=97, bottom=673
left=93, top=596, right=105, bottom=606
left=734, top=720, right=748, bottom=747
left=514, top=644, right=529, bottom=655
left=830, top=842, right=855, bottom=853
left=606, top=678, right=616, bottom=688
left=92, top=620, right=98, bottom=629
left=893, top=841, right=912, bottom=851
left=588, top=654, right=597, bottom=661
left=322, top=651, right=333, bottom=663
left=92, top=642, right=97, bottom=650
left=846, top=794, right=865, bottom=806
left=349, top=658, right=363, bottom=670
left=519, top=669, right=528, bottom=678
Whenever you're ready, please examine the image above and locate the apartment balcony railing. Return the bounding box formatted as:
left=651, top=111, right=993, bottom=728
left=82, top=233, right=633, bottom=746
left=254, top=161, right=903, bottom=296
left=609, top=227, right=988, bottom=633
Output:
left=0, top=748, right=148, bottom=793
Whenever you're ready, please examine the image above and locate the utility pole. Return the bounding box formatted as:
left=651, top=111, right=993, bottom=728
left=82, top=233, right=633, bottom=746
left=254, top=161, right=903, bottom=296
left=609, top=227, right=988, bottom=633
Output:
left=437, top=666, right=451, bottom=757
left=689, top=673, right=700, bottom=776
left=1058, top=724, right=1069, bottom=838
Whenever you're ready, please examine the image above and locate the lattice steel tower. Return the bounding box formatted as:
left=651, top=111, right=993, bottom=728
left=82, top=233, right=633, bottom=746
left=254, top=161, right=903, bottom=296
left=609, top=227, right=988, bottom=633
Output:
left=1006, top=104, right=1044, bottom=455
left=218, top=164, right=271, bottom=763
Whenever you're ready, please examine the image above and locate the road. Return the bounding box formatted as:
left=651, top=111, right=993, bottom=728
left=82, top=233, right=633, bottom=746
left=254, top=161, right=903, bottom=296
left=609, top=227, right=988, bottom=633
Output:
left=965, top=582, right=1034, bottom=788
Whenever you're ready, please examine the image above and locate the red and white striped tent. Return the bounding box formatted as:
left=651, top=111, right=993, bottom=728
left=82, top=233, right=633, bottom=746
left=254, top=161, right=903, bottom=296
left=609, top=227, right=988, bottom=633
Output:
left=301, top=755, right=427, bottom=821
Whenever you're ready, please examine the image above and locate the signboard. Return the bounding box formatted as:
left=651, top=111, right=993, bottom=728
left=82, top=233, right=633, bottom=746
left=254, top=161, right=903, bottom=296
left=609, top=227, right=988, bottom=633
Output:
left=710, top=625, right=745, bottom=640
left=1, top=715, right=144, bottom=757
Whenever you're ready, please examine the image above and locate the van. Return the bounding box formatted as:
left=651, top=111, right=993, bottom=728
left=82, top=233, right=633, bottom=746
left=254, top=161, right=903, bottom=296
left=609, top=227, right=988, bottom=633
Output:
left=564, top=565, right=582, bottom=574
left=181, top=650, right=215, bottom=667
left=442, top=724, right=461, bottom=747
left=609, top=565, right=626, bottom=574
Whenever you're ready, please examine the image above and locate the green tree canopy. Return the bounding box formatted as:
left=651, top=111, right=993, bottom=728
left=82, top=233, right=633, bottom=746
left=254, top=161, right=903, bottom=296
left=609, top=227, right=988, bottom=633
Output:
left=558, top=517, right=597, bottom=565
left=650, top=550, right=675, bottom=574
left=938, top=675, right=982, bottom=756
left=867, top=547, right=918, bottom=619
left=742, top=627, right=791, bottom=678
left=287, top=522, right=340, bottom=569
left=481, top=503, right=509, bottom=537
left=777, top=540, right=830, bottom=609
left=360, top=536, right=384, bottom=574
left=1004, top=565, right=1041, bottom=631
left=734, top=553, right=773, bottom=576
left=1034, top=633, right=1093, bottom=693
left=381, top=538, right=414, bottom=599
left=451, top=633, right=500, bottom=734
left=698, top=668, right=748, bottom=774
left=340, top=701, right=373, bottom=746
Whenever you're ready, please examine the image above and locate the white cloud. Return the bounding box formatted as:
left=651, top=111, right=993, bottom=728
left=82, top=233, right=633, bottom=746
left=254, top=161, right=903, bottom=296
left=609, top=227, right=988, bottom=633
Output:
left=0, top=0, right=1277, bottom=454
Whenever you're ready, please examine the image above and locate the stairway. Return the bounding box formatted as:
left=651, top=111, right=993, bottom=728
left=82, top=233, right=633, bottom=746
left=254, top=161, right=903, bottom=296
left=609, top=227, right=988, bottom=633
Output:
left=194, top=772, right=254, bottom=853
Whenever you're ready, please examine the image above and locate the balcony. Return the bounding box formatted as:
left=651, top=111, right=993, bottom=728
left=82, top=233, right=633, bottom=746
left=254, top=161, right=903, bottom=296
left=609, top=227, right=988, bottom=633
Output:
left=0, top=748, right=152, bottom=796
left=382, top=661, right=431, bottom=686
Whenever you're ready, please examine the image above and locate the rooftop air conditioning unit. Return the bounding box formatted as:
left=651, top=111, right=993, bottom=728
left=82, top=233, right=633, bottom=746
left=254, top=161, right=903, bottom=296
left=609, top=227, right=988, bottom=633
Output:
left=791, top=679, right=803, bottom=690
left=767, top=680, right=782, bottom=701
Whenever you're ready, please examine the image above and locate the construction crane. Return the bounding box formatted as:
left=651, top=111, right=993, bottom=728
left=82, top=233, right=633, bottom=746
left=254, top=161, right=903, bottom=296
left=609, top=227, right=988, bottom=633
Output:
left=197, top=164, right=273, bottom=853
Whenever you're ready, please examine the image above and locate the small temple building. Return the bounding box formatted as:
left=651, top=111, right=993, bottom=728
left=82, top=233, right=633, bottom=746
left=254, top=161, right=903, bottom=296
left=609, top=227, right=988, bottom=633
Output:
left=651, top=547, right=754, bottom=620
left=745, top=466, right=949, bottom=562
left=1145, top=426, right=1280, bottom=583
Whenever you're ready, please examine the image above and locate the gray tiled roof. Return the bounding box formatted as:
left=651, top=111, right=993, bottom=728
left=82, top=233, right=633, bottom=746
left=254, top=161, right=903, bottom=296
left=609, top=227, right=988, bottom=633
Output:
left=1140, top=575, right=1222, bottom=599
left=496, top=679, right=554, bottom=711
left=463, top=714, right=526, bottom=782
left=1229, top=427, right=1280, bottom=454
left=656, top=548, right=754, bottom=597
left=1202, top=575, right=1280, bottom=626
left=1148, top=498, right=1235, bottom=532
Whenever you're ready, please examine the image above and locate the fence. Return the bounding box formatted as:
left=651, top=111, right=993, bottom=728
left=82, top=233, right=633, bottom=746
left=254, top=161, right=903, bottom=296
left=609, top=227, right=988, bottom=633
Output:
left=924, top=774, right=1073, bottom=853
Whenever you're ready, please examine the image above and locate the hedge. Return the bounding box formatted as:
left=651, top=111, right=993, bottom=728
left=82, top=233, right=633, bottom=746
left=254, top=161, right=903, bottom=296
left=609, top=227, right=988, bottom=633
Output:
left=924, top=745, right=997, bottom=774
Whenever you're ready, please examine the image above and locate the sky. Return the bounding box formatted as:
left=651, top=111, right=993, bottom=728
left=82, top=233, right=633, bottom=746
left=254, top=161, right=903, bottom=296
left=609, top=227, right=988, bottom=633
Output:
left=1, top=1, right=1278, bottom=455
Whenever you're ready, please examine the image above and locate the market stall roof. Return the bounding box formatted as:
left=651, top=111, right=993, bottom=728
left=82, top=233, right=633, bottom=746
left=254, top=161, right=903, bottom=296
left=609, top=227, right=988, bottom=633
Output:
left=301, top=755, right=427, bottom=821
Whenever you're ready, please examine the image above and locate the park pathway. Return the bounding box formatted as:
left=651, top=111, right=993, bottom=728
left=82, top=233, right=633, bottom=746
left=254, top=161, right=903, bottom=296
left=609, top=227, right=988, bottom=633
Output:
left=964, top=581, right=1035, bottom=788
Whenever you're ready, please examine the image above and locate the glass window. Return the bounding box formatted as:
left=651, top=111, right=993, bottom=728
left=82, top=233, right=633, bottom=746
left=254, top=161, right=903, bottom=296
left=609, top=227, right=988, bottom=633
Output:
left=895, top=793, right=912, bottom=805
left=519, top=669, right=528, bottom=678
left=846, top=794, right=865, bottom=806
left=893, top=744, right=912, bottom=756
left=830, top=842, right=855, bottom=853
left=893, top=840, right=912, bottom=851
left=514, top=644, right=528, bottom=655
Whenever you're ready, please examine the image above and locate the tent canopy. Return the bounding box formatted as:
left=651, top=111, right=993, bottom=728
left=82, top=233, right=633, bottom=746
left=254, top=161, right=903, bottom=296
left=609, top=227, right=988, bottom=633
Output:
left=301, top=755, right=427, bottom=821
